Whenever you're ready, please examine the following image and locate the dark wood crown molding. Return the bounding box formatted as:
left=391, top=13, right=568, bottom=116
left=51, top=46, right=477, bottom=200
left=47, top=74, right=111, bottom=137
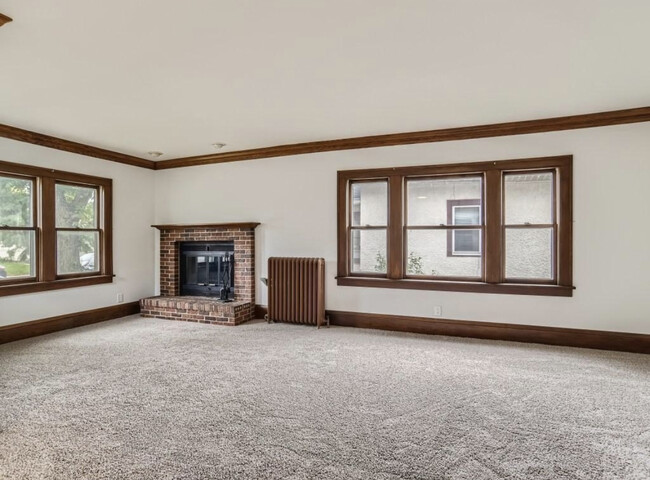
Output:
left=0, top=123, right=155, bottom=169
left=155, top=106, right=650, bottom=170
left=2, top=106, right=649, bottom=171
left=152, top=222, right=260, bottom=230
left=0, top=13, right=12, bottom=27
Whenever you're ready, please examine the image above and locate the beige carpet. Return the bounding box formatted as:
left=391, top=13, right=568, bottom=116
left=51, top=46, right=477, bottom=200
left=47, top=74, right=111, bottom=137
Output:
left=1, top=315, right=649, bottom=479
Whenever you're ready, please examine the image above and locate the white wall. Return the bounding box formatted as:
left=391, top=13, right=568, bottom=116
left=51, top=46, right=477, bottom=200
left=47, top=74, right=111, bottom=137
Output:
left=0, top=139, right=156, bottom=326
left=154, top=123, right=650, bottom=335
left=3, top=123, right=647, bottom=334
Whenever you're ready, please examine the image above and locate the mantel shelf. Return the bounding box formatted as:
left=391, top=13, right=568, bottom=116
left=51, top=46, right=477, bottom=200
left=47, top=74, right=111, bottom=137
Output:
left=152, top=222, right=260, bottom=230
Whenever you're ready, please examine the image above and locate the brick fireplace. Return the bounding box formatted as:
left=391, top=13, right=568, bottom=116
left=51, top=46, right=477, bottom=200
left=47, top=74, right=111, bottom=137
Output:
left=140, top=222, right=260, bottom=325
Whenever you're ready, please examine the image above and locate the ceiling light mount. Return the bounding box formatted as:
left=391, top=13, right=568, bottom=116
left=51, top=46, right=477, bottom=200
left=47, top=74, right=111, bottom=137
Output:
left=212, top=142, right=227, bottom=150
left=147, top=151, right=164, bottom=158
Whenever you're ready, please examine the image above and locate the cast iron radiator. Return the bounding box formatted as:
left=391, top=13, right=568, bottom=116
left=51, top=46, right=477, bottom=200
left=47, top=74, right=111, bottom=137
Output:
left=266, top=257, right=328, bottom=328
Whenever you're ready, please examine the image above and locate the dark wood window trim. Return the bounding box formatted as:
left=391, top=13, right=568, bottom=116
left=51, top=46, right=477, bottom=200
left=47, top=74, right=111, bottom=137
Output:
left=336, top=155, right=573, bottom=297
left=0, top=159, right=113, bottom=297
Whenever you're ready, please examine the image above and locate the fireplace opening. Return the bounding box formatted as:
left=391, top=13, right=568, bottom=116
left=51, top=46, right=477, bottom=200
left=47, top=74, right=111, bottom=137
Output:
left=179, top=241, right=235, bottom=299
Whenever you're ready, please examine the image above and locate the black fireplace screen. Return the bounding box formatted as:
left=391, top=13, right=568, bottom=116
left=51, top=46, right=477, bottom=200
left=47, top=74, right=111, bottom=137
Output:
left=179, top=242, right=235, bottom=298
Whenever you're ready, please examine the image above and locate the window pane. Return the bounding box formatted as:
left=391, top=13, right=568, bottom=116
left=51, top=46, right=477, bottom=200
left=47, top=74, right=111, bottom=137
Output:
left=0, top=176, right=33, bottom=227
left=56, top=184, right=97, bottom=228
left=504, top=172, right=554, bottom=225
left=453, top=206, right=480, bottom=225
left=505, top=228, right=553, bottom=280
left=57, top=231, right=99, bottom=274
left=0, top=230, right=35, bottom=279
left=351, top=181, right=387, bottom=227
left=407, top=229, right=482, bottom=277
left=407, top=176, right=482, bottom=226
left=351, top=229, right=387, bottom=273
left=453, top=229, right=481, bottom=254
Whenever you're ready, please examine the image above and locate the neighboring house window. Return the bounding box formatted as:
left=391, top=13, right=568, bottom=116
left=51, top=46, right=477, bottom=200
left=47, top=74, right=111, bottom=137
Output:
left=337, top=155, right=573, bottom=296
left=447, top=199, right=481, bottom=257
left=0, top=160, right=112, bottom=297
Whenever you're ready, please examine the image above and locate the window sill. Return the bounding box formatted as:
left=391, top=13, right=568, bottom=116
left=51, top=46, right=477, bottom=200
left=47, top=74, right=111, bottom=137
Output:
left=0, top=275, right=113, bottom=297
left=336, top=276, right=574, bottom=297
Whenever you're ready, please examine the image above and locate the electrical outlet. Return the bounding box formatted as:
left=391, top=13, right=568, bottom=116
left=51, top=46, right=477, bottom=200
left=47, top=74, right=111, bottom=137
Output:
left=433, top=306, right=442, bottom=317
left=117, top=293, right=124, bottom=303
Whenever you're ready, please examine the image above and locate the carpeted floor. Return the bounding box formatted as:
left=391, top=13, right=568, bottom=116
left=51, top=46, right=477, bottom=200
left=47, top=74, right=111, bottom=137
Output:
left=1, top=316, right=649, bottom=480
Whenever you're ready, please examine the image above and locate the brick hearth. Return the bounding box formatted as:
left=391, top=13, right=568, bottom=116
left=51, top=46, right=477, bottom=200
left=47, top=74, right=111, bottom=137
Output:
left=141, top=223, right=259, bottom=325
left=140, top=296, right=253, bottom=326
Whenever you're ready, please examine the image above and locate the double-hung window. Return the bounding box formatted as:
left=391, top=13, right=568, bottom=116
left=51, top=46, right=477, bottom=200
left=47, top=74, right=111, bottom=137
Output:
left=349, top=180, right=388, bottom=274
left=0, top=174, right=36, bottom=282
left=406, top=175, right=483, bottom=279
left=55, top=183, right=101, bottom=276
left=0, top=160, right=112, bottom=297
left=337, top=155, right=573, bottom=296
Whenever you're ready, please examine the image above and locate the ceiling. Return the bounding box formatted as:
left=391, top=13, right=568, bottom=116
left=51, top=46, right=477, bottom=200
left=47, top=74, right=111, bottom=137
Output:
left=1, top=1, right=649, bottom=160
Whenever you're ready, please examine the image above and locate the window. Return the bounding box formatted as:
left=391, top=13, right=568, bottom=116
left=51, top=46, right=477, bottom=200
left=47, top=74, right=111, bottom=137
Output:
left=406, top=176, right=483, bottom=279
left=349, top=180, right=388, bottom=274
left=0, top=174, right=36, bottom=282
left=0, top=160, right=112, bottom=297
left=337, top=155, right=573, bottom=296
left=56, top=183, right=100, bottom=275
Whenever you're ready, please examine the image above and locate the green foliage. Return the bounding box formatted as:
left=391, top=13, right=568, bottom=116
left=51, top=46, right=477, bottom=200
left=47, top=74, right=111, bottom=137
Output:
left=56, top=184, right=96, bottom=229
left=55, top=185, right=97, bottom=273
left=374, top=251, right=387, bottom=272
left=2, top=260, right=31, bottom=277
left=0, top=177, right=33, bottom=259
left=374, top=252, right=430, bottom=275
left=407, top=251, right=425, bottom=275
left=1, top=178, right=96, bottom=274
left=0, top=176, right=31, bottom=227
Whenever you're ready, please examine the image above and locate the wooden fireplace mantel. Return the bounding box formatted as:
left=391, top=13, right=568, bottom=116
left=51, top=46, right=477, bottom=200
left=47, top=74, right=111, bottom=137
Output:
left=152, top=222, right=260, bottom=230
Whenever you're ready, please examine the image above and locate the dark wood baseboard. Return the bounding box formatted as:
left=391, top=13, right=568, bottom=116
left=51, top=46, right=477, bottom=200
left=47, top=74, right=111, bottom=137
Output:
left=254, top=305, right=649, bottom=354
left=0, top=301, right=140, bottom=345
